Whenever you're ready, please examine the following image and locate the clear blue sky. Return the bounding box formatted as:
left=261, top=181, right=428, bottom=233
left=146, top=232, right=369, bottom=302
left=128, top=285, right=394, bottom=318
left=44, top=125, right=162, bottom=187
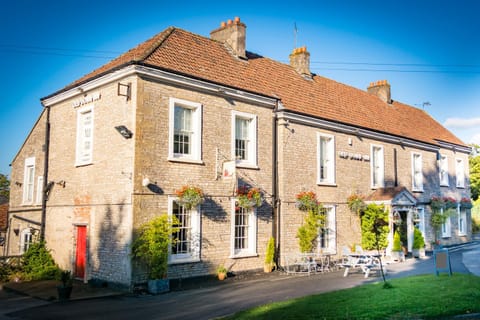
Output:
left=1, top=0, right=479, bottom=176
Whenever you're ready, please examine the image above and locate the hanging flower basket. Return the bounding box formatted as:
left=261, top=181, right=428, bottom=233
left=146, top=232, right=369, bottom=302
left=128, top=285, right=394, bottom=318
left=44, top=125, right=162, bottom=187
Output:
left=443, top=196, right=458, bottom=210
left=237, top=186, right=262, bottom=209
left=175, top=186, right=204, bottom=209
left=295, top=191, right=318, bottom=212
left=429, top=196, right=444, bottom=211
left=347, top=194, right=366, bottom=215
left=460, top=197, right=473, bottom=209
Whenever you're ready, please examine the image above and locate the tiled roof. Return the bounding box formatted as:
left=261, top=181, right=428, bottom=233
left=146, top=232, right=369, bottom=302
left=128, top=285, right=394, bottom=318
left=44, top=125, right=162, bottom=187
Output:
left=0, top=203, right=8, bottom=231
left=365, top=187, right=409, bottom=202
left=51, top=27, right=466, bottom=148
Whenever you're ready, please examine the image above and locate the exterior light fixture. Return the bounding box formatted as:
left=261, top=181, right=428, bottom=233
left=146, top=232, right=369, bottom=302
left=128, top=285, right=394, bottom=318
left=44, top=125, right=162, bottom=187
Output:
left=392, top=211, right=402, bottom=225
left=115, top=125, right=133, bottom=139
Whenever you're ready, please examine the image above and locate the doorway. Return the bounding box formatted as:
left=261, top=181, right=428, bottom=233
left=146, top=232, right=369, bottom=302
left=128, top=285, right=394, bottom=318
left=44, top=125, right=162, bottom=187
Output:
left=75, top=226, right=87, bottom=279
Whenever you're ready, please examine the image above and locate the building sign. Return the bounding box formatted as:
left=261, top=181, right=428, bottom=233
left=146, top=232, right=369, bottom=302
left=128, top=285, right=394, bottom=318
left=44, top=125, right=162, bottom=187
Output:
left=338, top=151, right=370, bottom=162
left=72, top=92, right=101, bottom=108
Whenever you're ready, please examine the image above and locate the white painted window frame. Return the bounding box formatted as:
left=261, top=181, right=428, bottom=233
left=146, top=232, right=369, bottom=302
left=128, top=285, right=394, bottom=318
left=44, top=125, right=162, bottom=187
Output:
left=35, top=176, right=44, bottom=205
left=230, top=199, right=257, bottom=258
left=22, top=157, right=35, bottom=204
left=455, top=158, right=465, bottom=188
left=370, top=144, right=384, bottom=189
left=168, top=197, right=201, bottom=264
left=441, top=208, right=451, bottom=238
left=439, top=154, right=449, bottom=187
left=317, top=133, right=336, bottom=185
left=411, top=152, right=423, bottom=192
left=20, top=228, right=33, bottom=254
left=75, top=104, right=94, bottom=166
left=458, top=206, right=467, bottom=236
left=231, top=111, right=258, bottom=168
left=168, top=98, right=203, bottom=163
left=316, top=206, right=336, bottom=254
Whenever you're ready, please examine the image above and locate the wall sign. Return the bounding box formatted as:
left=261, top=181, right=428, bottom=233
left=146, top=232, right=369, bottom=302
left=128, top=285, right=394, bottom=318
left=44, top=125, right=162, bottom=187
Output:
left=72, top=92, right=101, bottom=108
left=338, top=151, right=370, bottom=162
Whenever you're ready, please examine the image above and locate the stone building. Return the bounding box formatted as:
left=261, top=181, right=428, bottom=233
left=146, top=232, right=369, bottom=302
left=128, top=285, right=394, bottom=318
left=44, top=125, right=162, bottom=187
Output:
left=7, top=17, right=471, bottom=288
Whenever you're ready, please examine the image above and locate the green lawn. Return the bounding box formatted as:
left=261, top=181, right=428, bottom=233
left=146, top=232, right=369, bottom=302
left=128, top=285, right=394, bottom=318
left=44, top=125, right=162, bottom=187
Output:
left=226, top=274, right=480, bottom=319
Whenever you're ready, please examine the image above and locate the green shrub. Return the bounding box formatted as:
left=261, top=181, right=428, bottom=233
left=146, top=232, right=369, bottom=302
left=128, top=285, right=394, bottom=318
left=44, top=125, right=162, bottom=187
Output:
left=392, top=231, right=402, bottom=252
left=22, top=241, right=60, bottom=280
left=361, top=204, right=389, bottom=250
left=413, top=228, right=425, bottom=249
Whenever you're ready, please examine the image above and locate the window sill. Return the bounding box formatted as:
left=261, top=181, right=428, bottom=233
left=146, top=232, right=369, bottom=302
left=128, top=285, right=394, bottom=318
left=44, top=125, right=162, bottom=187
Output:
left=456, top=186, right=465, bottom=189
left=168, top=157, right=204, bottom=165
left=169, top=257, right=200, bottom=264
left=317, top=182, right=337, bottom=187
left=236, top=163, right=259, bottom=170
left=229, top=253, right=258, bottom=259
left=440, top=184, right=450, bottom=187
left=412, top=189, right=424, bottom=193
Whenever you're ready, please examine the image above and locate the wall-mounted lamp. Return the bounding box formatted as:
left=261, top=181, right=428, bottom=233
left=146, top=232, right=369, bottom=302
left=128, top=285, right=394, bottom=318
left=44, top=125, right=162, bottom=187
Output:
left=117, top=82, right=131, bottom=101
left=15, top=181, right=22, bottom=187
left=13, top=228, right=19, bottom=236
left=56, top=180, right=66, bottom=188
left=115, top=125, right=133, bottom=139
left=282, top=119, right=295, bottom=133
left=142, top=177, right=151, bottom=187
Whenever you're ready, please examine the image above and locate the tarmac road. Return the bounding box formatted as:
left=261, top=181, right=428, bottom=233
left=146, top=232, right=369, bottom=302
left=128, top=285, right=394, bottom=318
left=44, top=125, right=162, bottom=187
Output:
left=1, top=242, right=478, bottom=320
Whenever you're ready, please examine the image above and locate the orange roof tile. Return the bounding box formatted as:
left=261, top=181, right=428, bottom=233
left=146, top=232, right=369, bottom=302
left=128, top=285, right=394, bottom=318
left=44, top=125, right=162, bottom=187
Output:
left=47, top=27, right=466, bottom=148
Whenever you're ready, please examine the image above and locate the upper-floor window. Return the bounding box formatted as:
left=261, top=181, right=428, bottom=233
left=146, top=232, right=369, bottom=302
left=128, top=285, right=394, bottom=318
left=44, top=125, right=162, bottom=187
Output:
left=232, top=111, right=257, bottom=167
left=371, top=145, right=384, bottom=188
left=168, top=198, right=201, bottom=263
left=75, top=105, right=94, bottom=166
left=317, top=133, right=335, bottom=185
left=168, top=98, right=202, bottom=163
left=230, top=200, right=257, bottom=258
left=22, top=157, right=35, bottom=204
left=412, top=153, right=423, bottom=191
left=35, top=176, right=43, bottom=205
left=455, top=158, right=465, bottom=188
left=439, top=154, right=449, bottom=186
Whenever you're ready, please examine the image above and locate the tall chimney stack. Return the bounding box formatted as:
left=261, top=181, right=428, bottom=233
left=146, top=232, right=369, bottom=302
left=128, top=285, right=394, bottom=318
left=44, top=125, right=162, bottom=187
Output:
left=367, top=80, right=392, bottom=104
left=210, top=17, right=246, bottom=59
left=289, top=46, right=312, bottom=78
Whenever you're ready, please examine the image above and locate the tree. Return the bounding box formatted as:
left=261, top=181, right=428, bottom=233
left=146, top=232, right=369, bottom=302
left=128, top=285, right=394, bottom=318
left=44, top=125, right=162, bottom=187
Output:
left=0, top=173, right=10, bottom=201
left=469, top=144, right=480, bottom=201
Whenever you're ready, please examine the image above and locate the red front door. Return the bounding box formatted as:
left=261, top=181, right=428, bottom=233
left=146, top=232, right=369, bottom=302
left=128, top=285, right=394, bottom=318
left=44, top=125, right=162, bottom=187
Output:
left=75, top=226, right=87, bottom=279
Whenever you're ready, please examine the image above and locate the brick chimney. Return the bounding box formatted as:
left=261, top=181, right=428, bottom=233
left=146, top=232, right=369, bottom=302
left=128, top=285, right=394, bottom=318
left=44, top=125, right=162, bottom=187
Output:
left=367, top=80, right=392, bottom=104
left=210, top=17, right=246, bottom=59
left=289, top=46, right=312, bottom=78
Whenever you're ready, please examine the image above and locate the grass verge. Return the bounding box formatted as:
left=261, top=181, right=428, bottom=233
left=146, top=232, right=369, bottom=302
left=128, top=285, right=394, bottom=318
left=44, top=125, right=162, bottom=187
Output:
left=226, top=273, right=480, bottom=319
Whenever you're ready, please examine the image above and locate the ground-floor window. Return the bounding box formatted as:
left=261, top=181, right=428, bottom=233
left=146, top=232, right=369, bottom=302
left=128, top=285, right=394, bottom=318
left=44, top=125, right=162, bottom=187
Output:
left=20, top=228, right=33, bottom=254
left=458, top=207, right=467, bottom=236
left=441, top=209, right=451, bottom=238
left=317, top=206, right=336, bottom=254
left=231, top=201, right=257, bottom=257
left=169, top=198, right=201, bottom=263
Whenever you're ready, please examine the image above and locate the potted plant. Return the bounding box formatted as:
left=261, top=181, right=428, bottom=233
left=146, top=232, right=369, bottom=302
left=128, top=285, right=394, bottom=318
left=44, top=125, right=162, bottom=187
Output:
left=264, top=236, right=276, bottom=273
left=347, top=194, right=366, bottom=215
left=216, top=265, right=228, bottom=280
left=412, top=228, right=426, bottom=259
left=56, top=269, right=73, bottom=301
left=131, top=214, right=179, bottom=294
left=175, top=185, right=204, bottom=209
left=391, top=231, right=405, bottom=262
left=295, top=191, right=318, bottom=212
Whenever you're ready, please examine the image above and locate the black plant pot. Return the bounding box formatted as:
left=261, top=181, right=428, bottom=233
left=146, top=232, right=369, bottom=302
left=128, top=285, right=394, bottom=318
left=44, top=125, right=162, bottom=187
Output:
left=57, top=285, right=73, bottom=301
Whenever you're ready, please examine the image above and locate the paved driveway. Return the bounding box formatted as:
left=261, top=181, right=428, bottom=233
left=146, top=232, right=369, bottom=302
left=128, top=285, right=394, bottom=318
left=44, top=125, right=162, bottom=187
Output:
left=2, top=242, right=478, bottom=320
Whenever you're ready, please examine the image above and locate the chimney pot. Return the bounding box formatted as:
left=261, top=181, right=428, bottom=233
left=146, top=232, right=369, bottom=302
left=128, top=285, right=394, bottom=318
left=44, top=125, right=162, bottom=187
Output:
left=367, top=80, right=392, bottom=104
left=289, top=46, right=312, bottom=78
left=210, top=17, right=247, bottom=59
